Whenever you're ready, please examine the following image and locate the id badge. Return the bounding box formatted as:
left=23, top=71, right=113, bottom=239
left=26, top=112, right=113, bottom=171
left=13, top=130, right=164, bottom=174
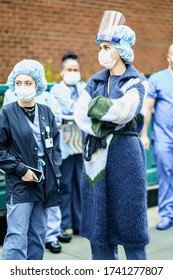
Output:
left=45, top=138, right=53, bottom=148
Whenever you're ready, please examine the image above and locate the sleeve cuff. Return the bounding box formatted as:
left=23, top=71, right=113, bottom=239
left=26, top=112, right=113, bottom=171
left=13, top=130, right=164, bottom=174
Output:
left=19, top=166, right=28, bottom=177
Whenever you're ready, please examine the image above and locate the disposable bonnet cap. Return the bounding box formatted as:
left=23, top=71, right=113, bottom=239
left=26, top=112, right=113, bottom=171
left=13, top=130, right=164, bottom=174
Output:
left=96, top=10, right=126, bottom=43
left=7, top=59, right=47, bottom=96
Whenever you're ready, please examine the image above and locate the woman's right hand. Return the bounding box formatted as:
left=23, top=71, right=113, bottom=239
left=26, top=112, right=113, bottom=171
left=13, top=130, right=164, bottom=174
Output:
left=21, top=169, right=38, bottom=182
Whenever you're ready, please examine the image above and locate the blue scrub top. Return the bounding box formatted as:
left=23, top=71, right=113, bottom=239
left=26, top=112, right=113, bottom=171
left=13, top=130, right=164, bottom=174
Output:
left=147, top=69, right=173, bottom=143
left=50, top=80, right=86, bottom=159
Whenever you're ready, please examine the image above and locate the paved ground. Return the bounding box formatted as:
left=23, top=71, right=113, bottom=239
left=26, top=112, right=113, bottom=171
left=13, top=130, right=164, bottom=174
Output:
left=0, top=206, right=173, bottom=260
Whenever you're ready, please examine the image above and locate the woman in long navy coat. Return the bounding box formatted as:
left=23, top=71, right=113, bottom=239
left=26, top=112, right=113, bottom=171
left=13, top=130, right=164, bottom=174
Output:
left=74, top=13, right=149, bottom=260
left=0, top=59, right=62, bottom=259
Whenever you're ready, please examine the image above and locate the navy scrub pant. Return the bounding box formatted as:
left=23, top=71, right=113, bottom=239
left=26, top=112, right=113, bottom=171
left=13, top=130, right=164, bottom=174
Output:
left=60, top=154, right=83, bottom=231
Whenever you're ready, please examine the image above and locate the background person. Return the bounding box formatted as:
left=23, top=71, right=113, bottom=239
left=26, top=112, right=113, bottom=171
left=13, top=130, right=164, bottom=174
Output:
left=45, top=204, right=71, bottom=253
left=74, top=11, right=149, bottom=260
left=0, top=59, right=62, bottom=259
left=141, top=43, right=173, bottom=230
left=50, top=51, right=86, bottom=235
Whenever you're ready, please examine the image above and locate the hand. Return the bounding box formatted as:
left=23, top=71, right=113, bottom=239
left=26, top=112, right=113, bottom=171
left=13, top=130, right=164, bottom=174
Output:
left=141, top=135, right=150, bottom=150
left=21, top=169, right=38, bottom=182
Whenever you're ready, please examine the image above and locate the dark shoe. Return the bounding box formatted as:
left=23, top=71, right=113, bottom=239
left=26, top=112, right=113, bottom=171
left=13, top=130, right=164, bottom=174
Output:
left=57, top=230, right=72, bottom=243
left=156, top=217, right=173, bottom=230
left=45, top=240, right=61, bottom=253
left=73, top=229, right=80, bottom=235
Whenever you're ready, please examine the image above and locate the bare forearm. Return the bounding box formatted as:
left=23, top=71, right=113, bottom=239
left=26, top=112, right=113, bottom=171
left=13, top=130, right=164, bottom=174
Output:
left=141, top=108, right=152, bottom=137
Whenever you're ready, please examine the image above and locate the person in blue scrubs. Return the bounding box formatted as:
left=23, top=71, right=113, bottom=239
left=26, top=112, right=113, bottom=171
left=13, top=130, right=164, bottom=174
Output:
left=0, top=59, right=62, bottom=259
left=141, top=43, right=173, bottom=230
left=50, top=52, right=86, bottom=235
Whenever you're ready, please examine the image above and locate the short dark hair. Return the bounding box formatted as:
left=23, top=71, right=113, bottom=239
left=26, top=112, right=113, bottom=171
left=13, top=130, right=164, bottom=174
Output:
left=61, top=51, right=79, bottom=64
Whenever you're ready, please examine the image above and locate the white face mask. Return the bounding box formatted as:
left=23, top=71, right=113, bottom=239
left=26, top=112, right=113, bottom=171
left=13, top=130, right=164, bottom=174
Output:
left=98, top=51, right=119, bottom=69
left=63, top=72, right=81, bottom=86
left=15, top=86, right=36, bottom=102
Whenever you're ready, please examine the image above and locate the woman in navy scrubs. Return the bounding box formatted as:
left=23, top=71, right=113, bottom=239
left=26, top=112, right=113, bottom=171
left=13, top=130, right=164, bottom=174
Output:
left=0, top=59, right=62, bottom=259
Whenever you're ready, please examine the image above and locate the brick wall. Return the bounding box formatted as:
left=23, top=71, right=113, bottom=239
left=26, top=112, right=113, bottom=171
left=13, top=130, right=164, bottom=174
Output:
left=0, top=0, right=173, bottom=82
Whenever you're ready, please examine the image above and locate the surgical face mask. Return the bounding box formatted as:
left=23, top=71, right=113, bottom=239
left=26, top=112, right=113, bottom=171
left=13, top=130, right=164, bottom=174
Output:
left=98, top=50, right=119, bottom=69
left=15, top=86, right=36, bottom=102
left=63, top=72, right=81, bottom=86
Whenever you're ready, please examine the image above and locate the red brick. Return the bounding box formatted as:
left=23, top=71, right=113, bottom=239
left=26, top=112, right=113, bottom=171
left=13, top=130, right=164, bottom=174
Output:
left=0, top=0, right=173, bottom=82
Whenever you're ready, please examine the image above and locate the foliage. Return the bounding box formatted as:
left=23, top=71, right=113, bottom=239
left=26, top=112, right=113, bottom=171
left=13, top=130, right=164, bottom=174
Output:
left=43, top=59, right=61, bottom=83
left=0, top=96, right=3, bottom=108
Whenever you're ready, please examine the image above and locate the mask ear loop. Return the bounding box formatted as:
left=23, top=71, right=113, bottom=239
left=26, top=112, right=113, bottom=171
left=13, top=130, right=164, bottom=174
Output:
left=111, top=54, right=120, bottom=69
